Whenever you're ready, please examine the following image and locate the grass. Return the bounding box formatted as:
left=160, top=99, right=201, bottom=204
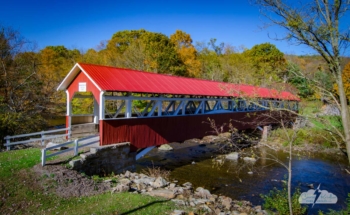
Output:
left=268, top=100, right=345, bottom=148
left=0, top=148, right=178, bottom=215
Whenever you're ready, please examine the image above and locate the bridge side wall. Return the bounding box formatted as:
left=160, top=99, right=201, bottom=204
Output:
left=100, top=110, right=293, bottom=151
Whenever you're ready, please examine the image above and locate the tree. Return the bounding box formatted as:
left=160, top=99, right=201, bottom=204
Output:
left=0, top=26, right=48, bottom=144
left=196, top=40, right=225, bottom=81
left=252, top=0, right=350, bottom=164
left=334, top=62, right=350, bottom=102
left=243, top=42, right=286, bottom=86
left=38, top=45, right=81, bottom=114
left=105, top=29, right=187, bottom=76
left=287, top=62, right=315, bottom=98
left=220, top=45, right=257, bottom=85
left=170, top=30, right=201, bottom=77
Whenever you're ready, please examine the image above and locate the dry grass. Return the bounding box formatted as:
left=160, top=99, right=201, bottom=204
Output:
left=141, top=165, right=171, bottom=180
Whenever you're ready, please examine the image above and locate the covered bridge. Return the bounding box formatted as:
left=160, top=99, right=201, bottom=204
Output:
left=57, top=63, right=299, bottom=151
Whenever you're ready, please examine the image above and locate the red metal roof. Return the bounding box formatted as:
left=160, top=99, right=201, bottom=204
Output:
left=59, top=63, right=299, bottom=101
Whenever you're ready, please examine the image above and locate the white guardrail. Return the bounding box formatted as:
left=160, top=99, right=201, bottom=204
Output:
left=4, top=127, right=71, bottom=151
left=41, top=135, right=99, bottom=166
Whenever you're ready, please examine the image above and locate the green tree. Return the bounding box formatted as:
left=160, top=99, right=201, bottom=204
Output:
left=243, top=42, right=286, bottom=86
left=287, top=62, right=314, bottom=98
left=0, top=26, right=47, bottom=144
left=196, top=40, right=225, bottom=81
left=106, top=29, right=187, bottom=76
left=252, top=0, right=350, bottom=164
left=220, top=45, right=256, bottom=84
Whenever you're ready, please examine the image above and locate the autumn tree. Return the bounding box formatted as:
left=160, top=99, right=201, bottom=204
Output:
left=38, top=45, right=81, bottom=114
left=170, top=30, right=201, bottom=77
left=252, top=0, right=350, bottom=162
left=334, top=62, right=350, bottom=102
left=0, top=26, right=47, bottom=144
left=220, top=45, right=256, bottom=84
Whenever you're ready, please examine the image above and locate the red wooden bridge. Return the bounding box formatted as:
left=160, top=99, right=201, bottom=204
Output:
left=57, top=63, right=299, bottom=151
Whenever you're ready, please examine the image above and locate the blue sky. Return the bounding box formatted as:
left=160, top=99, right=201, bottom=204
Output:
left=1, top=0, right=317, bottom=55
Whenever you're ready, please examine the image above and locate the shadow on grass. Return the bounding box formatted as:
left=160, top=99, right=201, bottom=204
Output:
left=119, top=199, right=171, bottom=215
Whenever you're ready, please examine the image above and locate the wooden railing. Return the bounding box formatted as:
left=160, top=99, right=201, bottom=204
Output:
left=4, top=127, right=71, bottom=151
left=41, top=135, right=99, bottom=166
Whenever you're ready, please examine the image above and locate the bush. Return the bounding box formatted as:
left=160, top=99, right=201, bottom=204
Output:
left=141, top=166, right=170, bottom=180
left=261, top=185, right=307, bottom=215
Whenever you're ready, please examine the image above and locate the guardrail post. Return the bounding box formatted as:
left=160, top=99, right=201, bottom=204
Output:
left=74, top=139, right=78, bottom=156
left=41, top=131, right=45, bottom=146
left=68, top=127, right=71, bottom=140
left=41, top=148, right=46, bottom=166
left=5, top=136, right=10, bottom=151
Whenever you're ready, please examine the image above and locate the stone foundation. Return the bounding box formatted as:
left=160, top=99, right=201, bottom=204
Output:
left=69, top=142, right=136, bottom=176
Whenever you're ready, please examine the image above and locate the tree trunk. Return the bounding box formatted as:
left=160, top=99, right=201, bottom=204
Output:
left=336, top=65, right=350, bottom=164
left=288, top=137, right=293, bottom=215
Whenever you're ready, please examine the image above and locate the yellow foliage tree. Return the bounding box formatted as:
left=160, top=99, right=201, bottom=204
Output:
left=170, top=30, right=201, bottom=78
left=334, top=62, right=350, bottom=102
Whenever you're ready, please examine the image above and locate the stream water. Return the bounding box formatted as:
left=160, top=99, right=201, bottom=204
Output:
left=136, top=140, right=350, bottom=214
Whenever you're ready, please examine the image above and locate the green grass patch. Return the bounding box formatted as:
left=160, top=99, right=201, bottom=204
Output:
left=0, top=149, right=178, bottom=214
left=268, top=127, right=341, bottom=148
left=0, top=148, right=41, bottom=177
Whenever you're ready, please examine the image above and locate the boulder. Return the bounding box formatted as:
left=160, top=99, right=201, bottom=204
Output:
left=111, top=184, right=129, bottom=193
left=158, top=144, right=173, bottom=151
left=119, top=178, right=131, bottom=186
left=182, top=182, right=192, bottom=188
left=124, top=170, right=131, bottom=178
left=169, top=183, right=176, bottom=189
left=133, top=177, right=155, bottom=185
left=220, top=196, right=232, bottom=210
left=152, top=177, right=168, bottom=188
left=194, top=187, right=212, bottom=199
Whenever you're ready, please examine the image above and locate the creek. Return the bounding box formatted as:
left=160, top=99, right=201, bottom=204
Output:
left=136, top=140, right=350, bottom=214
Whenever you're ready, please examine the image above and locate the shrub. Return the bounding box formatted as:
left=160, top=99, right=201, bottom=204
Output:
left=261, top=185, right=307, bottom=215
left=319, top=193, right=350, bottom=215
left=141, top=166, right=170, bottom=180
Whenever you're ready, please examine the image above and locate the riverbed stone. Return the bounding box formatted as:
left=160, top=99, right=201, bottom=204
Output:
left=119, top=178, right=131, bottom=186
left=173, top=187, right=184, bottom=195
left=152, top=176, right=168, bottom=188
left=169, top=183, right=176, bottom=189
left=199, top=204, right=212, bottom=213
left=226, top=152, right=239, bottom=160
left=158, top=144, right=173, bottom=151
left=171, top=199, right=186, bottom=206
left=133, top=176, right=155, bottom=185
left=147, top=189, right=175, bottom=199
left=243, top=157, right=257, bottom=163
left=194, top=187, right=212, bottom=199
left=183, top=182, right=192, bottom=188
left=170, top=210, right=185, bottom=215
left=220, top=196, right=232, bottom=210
left=111, top=184, right=129, bottom=193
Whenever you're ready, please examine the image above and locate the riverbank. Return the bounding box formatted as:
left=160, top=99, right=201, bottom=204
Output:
left=1, top=131, right=349, bottom=214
